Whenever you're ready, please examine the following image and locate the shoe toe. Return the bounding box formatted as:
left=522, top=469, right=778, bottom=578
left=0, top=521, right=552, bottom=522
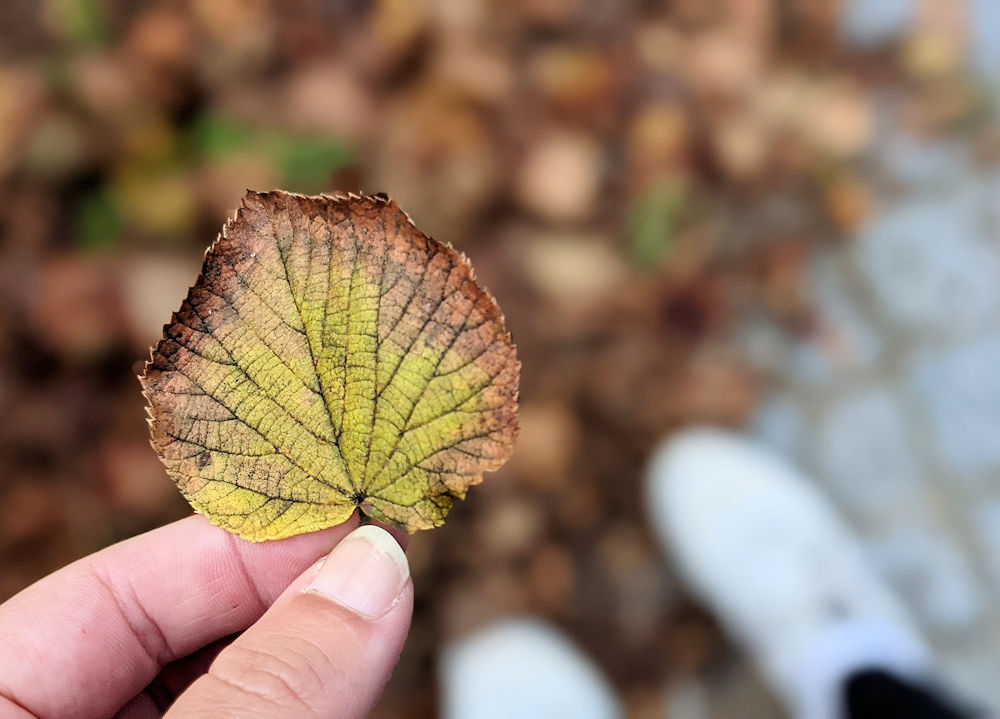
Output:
left=440, top=619, right=622, bottom=719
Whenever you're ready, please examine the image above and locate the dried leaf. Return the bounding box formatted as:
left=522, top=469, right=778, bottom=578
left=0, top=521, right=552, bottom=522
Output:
left=141, top=190, right=519, bottom=540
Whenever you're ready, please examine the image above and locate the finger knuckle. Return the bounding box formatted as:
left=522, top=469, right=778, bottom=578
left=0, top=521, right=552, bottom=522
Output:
left=213, top=638, right=335, bottom=713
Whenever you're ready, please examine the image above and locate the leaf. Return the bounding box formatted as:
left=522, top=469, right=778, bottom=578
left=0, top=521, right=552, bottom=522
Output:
left=627, top=177, right=687, bottom=268
left=140, top=190, right=520, bottom=540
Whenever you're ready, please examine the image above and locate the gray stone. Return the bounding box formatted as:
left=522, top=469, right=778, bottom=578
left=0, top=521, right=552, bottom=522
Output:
left=879, top=137, right=973, bottom=194
left=804, top=253, right=883, bottom=374
left=979, top=166, right=1000, bottom=242
left=908, top=335, right=1000, bottom=477
left=817, top=387, right=924, bottom=518
left=783, top=253, right=882, bottom=385
left=737, top=319, right=796, bottom=376
left=854, top=195, right=1000, bottom=334
left=787, top=343, right=838, bottom=386
left=937, top=644, right=1000, bottom=717
left=866, top=528, right=987, bottom=633
left=970, top=500, right=1000, bottom=595
left=736, top=30, right=1000, bottom=711
left=969, top=0, right=1000, bottom=81
left=664, top=678, right=710, bottom=719
left=752, top=394, right=806, bottom=461
left=839, top=0, right=913, bottom=48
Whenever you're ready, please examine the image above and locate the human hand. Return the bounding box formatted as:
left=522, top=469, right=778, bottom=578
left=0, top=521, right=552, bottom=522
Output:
left=0, top=514, right=413, bottom=718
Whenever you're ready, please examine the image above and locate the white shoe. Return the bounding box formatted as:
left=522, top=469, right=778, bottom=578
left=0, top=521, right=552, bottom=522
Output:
left=439, top=618, right=622, bottom=719
left=646, top=427, right=932, bottom=719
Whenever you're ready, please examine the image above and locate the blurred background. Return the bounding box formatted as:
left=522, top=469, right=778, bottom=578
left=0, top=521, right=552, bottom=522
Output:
left=2, top=0, right=1000, bottom=716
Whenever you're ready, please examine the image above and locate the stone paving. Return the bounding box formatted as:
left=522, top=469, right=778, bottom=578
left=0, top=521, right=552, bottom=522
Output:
left=746, top=2, right=1000, bottom=711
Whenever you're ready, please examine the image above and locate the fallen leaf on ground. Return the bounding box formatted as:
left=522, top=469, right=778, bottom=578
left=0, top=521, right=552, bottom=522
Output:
left=141, top=190, right=520, bottom=540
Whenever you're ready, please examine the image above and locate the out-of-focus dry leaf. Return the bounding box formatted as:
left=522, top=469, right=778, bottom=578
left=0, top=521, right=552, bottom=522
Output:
left=824, top=175, right=873, bottom=232
left=125, top=8, right=192, bottom=70
left=71, top=51, right=136, bottom=120
left=112, top=166, right=199, bottom=236
left=711, top=113, right=769, bottom=181
left=141, top=191, right=520, bottom=540
left=507, top=0, right=582, bottom=27
left=799, top=80, right=872, bottom=157
left=635, top=22, right=686, bottom=73
left=24, top=112, right=87, bottom=180
left=528, top=45, right=614, bottom=111
left=434, top=42, right=513, bottom=105
left=196, top=151, right=279, bottom=219
left=0, top=67, right=46, bottom=176
left=904, top=0, right=964, bottom=79
left=516, top=131, right=601, bottom=222
left=506, top=401, right=580, bottom=490
left=30, top=255, right=123, bottom=360
left=902, top=32, right=962, bottom=79
left=528, top=542, right=576, bottom=611
left=0, top=482, right=65, bottom=550
left=116, top=253, right=203, bottom=350
left=371, top=85, right=499, bottom=241
left=283, top=61, right=374, bottom=138
left=628, top=103, right=690, bottom=187
left=478, top=496, right=545, bottom=557
left=686, top=30, right=763, bottom=99
left=522, top=233, right=625, bottom=310
left=100, top=438, right=183, bottom=517
left=191, top=0, right=275, bottom=78
left=670, top=356, right=756, bottom=423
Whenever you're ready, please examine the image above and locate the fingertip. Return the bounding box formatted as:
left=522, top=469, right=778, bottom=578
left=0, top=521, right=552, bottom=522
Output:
left=376, top=522, right=410, bottom=552
left=350, top=509, right=409, bottom=551
left=306, top=525, right=411, bottom=619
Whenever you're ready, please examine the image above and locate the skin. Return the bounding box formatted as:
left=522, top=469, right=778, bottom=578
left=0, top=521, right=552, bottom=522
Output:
left=0, top=512, right=412, bottom=718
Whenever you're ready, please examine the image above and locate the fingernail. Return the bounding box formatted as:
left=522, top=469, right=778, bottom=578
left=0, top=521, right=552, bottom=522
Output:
left=306, top=525, right=409, bottom=618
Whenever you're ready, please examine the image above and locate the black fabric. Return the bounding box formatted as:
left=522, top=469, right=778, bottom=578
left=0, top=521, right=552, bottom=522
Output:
left=844, top=668, right=974, bottom=719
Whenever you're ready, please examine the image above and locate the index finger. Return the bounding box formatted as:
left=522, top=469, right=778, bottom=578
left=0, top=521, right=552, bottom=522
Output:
left=0, top=512, right=398, bottom=719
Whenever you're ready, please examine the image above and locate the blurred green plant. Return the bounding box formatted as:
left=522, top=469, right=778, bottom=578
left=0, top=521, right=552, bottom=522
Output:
left=70, top=112, right=354, bottom=248
left=45, top=0, right=109, bottom=48
left=191, top=112, right=353, bottom=193
left=626, top=176, right=689, bottom=268
left=74, top=188, right=122, bottom=251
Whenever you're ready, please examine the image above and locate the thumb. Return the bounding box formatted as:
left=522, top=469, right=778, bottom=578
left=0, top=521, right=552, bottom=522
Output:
left=166, top=525, right=413, bottom=719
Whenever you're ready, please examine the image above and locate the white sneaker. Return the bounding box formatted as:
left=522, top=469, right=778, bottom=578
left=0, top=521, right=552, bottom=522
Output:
left=439, top=618, right=622, bottom=719
left=646, top=427, right=932, bottom=719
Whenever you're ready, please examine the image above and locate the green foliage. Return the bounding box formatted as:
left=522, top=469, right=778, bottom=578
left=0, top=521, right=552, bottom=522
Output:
left=191, top=112, right=353, bottom=193
left=627, top=177, right=689, bottom=268
left=49, top=0, right=110, bottom=47
left=74, top=189, right=122, bottom=250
